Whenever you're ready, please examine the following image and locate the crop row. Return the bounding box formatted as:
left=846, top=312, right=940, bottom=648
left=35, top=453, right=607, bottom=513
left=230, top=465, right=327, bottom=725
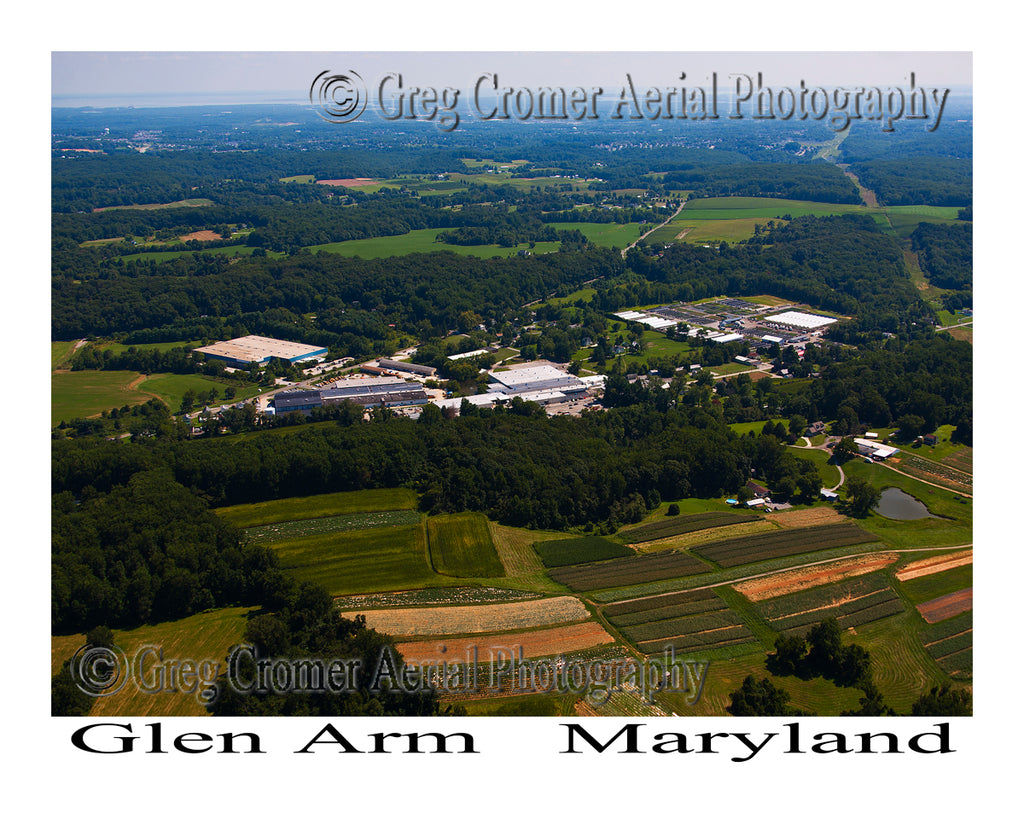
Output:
left=925, top=628, right=972, bottom=660
left=920, top=611, right=972, bottom=644
left=619, top=512, right=750, bottom=544
left=245, top=509, right=421, bottom=545
left=757, top=571, right=895, bottom=621
left=533, top=536, right=633, bottom=568
left=638, top=628, right=758, bottom=656
left=607, top=596, right=726, bottom=628
left=693, top=522, right=876, bottom=568
left=549, top=550, right=709, bottom=592
left=771, top=590, right=904, bottom=633
left=620, top=610, right=744, bottom=644
left=603, top=587, right=719, bottom=619
left=936, top=648, right=972, bottom=676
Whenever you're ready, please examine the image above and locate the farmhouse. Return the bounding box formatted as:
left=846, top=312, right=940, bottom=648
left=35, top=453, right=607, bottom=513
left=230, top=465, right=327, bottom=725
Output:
left=194, top=335, right=328, bottom=367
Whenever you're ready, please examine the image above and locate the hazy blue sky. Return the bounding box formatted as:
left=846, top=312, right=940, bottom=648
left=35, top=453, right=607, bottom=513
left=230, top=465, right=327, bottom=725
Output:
left=52, top=51, right=971, bottom=106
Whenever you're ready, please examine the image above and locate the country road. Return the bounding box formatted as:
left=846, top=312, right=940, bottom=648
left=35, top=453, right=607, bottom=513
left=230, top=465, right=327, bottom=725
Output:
left=622, top=199, right=686, bottom=257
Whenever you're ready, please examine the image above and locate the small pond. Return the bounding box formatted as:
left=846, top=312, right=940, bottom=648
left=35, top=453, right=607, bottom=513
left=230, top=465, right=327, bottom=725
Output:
left=873, top=486, right=935, bottom=520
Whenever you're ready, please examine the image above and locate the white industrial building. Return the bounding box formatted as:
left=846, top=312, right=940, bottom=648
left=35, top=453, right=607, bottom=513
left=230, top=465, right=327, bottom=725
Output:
left=854, top=438, right=899, bottom=460
left=488, top=364, right=586, bottom=395
left=764, top=311, right=838, bottom=330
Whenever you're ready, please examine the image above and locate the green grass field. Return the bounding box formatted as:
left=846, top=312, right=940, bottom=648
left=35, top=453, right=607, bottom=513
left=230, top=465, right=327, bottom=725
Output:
left=545, top=221, right=645, bottom=249
left=215, top=488, right=419, bottom=528
left=135, top=372, right=260, bottom=412
left=118, top=245, right=283, bottom=263
left=51, top=606, right=257, bottom=717
left=426, top=513, right=505, bottom=578
left=270, top=524, right=454, bottom=596
left=308, top=228, right=560, bottom=259
left=898, top=564, right=973, bottom=605
left=52, top=369, right=151, bottom=423
left=51, top=340, right=79, bottom=370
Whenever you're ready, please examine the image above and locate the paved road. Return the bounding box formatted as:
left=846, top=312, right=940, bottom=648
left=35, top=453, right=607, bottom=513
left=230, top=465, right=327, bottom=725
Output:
left=622, top=200, right=686, bottom=258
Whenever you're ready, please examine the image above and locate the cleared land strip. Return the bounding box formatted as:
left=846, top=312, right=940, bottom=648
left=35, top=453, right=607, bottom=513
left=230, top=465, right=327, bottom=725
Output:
left=351, top=596, right=590, bottom=636
left=396, top=622, right=615, bottom=665
left=733, top=553, right=898, bottom=601
left=896, top=548, right=972, bottom=582
left=917, top=588, right=973, bottom=624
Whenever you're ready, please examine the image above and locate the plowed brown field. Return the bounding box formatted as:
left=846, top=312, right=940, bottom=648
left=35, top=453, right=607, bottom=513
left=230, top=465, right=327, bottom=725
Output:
left=735, top=554, right=897, bottom=601
left=917, top=588, right=972, bottom=623
left=397, top=621, right=615, bottom=665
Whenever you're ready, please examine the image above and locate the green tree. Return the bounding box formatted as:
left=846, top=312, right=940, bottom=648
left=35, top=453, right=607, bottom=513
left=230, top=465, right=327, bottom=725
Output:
left=844, top=476, right=881, bottom=517
left=911, top=685, right=971, bottom=716
left=727, top=676, right=806, bottom=716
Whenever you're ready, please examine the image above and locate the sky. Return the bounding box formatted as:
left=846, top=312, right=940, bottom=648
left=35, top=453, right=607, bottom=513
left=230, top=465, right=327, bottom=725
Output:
left=51, top=51, right=972, bottom=107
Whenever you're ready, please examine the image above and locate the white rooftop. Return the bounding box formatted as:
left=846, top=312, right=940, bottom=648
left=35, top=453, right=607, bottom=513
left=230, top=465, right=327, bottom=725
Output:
left=765, top=311, right=838, bottom=329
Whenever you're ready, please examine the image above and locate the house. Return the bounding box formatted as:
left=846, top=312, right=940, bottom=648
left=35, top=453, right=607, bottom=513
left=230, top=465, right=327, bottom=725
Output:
left=820, top=488, right=839, bottom=501
left=805, top=420, right=826, bottom=436
left=923, top=433, right=938, bottom=446
left=746, top=481, right=771, bottom=499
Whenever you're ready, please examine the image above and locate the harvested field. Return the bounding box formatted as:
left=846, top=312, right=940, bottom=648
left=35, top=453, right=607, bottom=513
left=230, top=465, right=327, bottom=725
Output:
left=426, top=513, right=504, bottom=578
left=396, top=621, right=615, bottom=665
left=734, top=554, right=897, bottom=602
left=770, top=507, right=845, bottom=528
left=178, top=230, right=223, bottom=242
left=352, top=596, right=590, bottom=636
left=896, top=549, right=972, bottom=582
left=917, top=588, right=973, bottom=624
left=317, top=178, right=376, bottom=187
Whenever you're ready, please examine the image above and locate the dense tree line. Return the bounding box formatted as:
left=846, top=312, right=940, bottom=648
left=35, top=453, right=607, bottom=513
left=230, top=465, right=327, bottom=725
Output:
left=847, top=157, right=972, bottom=206
left=52, top=247, right=624, bottom=343
left=910, top=221, right=972, bottom=291
left=662, top=162, right=861, bottom=203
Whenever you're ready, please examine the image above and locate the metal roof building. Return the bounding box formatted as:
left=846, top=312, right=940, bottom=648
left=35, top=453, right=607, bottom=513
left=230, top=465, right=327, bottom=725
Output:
left=195, top=335, right=328, bottom=367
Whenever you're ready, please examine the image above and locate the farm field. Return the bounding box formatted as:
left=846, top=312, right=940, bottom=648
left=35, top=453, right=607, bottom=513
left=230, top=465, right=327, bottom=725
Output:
left=426, top=513, right=505, bottom=578
left=549, top=549, right=711, bottom=592
left=51, top=606, right=256, bottom=717
left=545, top=220, right=645, bottom=249
left=52, top=369, right=151, bottom=423
left=895, top=549, right=972, bottom=582
left=898, top=561, right=972, bottom=604
left=755, top=571, right=906, bottom=635
left=917, top=588, right=972, bottom=624
left=354, top=596, right=590, bottom=637
left=534, top=536, right=633, bottom=568
left=268, top=524, right=454, bottom=596
left=919, top=612, right=972, bottom=678
left=604, top=587, right=759, bottom=656
left=396, top=621, right=615, bottom=666
left=618, top=511, right=753, bottom=544
left=733, top=553, right=898, bottom=601
left=118, top=244, right=280, bottom=263
left=135, top=372, right=260, bottom=412
left=244, top=510, right=422, bottom=545
left=308, top=228, right=560, bottom=259
left=693, top=522, right=877, bottom=568
left=215, top=488, right=419, bottom=528
left=51, top=340, right=79, bottom=369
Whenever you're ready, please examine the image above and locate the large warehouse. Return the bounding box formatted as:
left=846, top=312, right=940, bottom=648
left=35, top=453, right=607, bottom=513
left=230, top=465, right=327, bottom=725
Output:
left=487, top=364, right=586, bottom=395
left=195, top=335, right=328, bottom=367
left=764, top=311, right=838, bottom=330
